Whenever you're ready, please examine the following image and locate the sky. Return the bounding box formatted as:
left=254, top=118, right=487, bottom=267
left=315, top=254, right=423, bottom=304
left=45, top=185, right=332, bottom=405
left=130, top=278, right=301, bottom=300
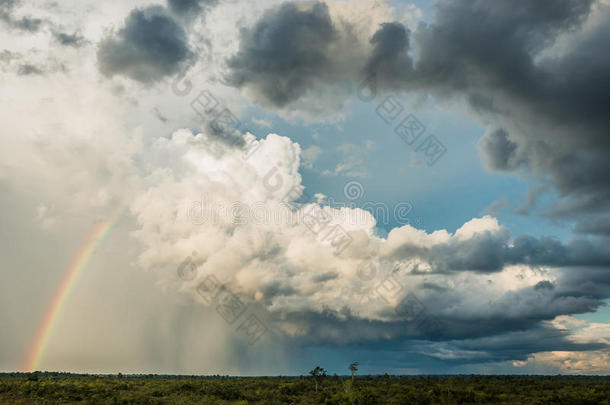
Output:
left=1, top=0, right=610, bottom=376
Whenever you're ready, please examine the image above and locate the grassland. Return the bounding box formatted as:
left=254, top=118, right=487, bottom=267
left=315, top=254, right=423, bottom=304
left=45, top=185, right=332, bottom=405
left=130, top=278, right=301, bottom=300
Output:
left=0, top=372, right=609, bottom=404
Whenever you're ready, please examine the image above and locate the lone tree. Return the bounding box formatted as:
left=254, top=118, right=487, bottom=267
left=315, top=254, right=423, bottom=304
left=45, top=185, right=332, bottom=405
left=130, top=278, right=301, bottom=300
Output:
left=349, top=362, right=359, bottom=383
left=309, top=366, right=327, bottom=393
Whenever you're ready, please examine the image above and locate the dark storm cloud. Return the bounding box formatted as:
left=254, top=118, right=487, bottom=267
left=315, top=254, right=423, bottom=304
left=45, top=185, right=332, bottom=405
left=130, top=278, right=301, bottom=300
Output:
left=435, top=288, right=599, bottom=339
left=364, top=22, right=413, bottom=87
left=408, top=0, right=593, bottom=90
left=270, top=277, right=608, bottom=367
left=430, top=229, right=512, bottom=272
left=167, top=0, right=218, bottom=17
left=340, top=251, right=610, bottom=365
left=478, top=128, right=519, bottom=172
left=445, top=328, right=606, bottom=364
left=272, top=309, right=437, bottom=346
left=97, top=6, right=193, bottom=84
left=261, top=255, right=610, bottom=349
left=401, top=268, right=607, bottom=348
left=534, top=280, right=555, bottom=291
left=354, top=326, right=606, bottom=369
left=380, top=0, right=610, bottom=232
left=388, top=229, right=610, bottom=274
left=201, top=120, right=246, bottom=147
left=225, top=2, right=340, bottom=107
left=575, top=216, right=610, bottom=237
left=554, top=266, right=610, bottom=302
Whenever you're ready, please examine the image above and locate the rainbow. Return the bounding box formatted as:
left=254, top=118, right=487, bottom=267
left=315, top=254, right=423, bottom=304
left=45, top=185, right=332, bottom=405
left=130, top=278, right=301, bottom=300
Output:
left=24, top=208, right=125, bottom=372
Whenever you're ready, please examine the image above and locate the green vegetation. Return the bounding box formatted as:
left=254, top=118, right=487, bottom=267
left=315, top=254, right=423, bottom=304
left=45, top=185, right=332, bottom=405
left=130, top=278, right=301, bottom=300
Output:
left=308, top=366, right=327, bottom=393
left=0, top=372, right=609, bottom=404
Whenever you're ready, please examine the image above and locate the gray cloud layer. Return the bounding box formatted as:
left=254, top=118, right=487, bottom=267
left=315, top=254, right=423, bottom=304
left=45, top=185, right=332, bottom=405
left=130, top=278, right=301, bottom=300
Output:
left=97, top=6, right=194, bottom=83
left=167, top=0, right=218, bottom=17
left=389, top=232, right=610, bottom=273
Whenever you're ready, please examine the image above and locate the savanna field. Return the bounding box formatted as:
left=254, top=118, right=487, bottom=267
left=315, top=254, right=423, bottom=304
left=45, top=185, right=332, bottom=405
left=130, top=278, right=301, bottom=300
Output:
left=1, top=373, right=609, bottom=404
